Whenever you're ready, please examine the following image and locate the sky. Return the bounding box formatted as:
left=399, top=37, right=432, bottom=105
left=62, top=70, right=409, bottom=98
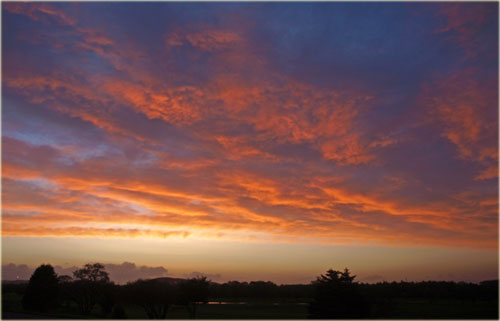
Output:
left=1, top=2, right=498, bottom=284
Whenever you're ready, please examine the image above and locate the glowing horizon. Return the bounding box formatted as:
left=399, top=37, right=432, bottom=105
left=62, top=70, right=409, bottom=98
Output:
left=2, top=2, right=498, bottom=284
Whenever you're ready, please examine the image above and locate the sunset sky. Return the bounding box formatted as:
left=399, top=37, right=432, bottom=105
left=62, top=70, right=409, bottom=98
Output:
left=2, top=2, right=498, bottom=284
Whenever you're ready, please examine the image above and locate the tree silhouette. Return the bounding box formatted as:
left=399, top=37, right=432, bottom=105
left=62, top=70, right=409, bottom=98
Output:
left=96, top=282, right=116, bottom=317
left=125, top=279, right=175, bottom=319
left=178, top=276, right=210, bottom=319
left=73, top=263, right=110, bottom=282
left=22, top=264, right=59, bottom=312
left=57, top=274, right=73, bottom=308
left=309, top=268, right=370, bottom=319
left=67, top=263, right=112, bottom=315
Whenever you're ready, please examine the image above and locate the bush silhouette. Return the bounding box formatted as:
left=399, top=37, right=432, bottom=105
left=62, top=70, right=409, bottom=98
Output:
left=112, top=304, right=128, bottom=319
left=309, top=268, right=370, bottom=319
left=22, top=264, right=59, bottom=312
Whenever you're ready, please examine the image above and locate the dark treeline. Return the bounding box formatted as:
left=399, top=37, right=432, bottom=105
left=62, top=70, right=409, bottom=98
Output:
left=359, top=279, right=498, bottom=302
left=2, top=264, right=498, bottom=319
left=4, top=263, right=212, bottom=319
left=209, top=281, right=314, bottom=299
left=208, top=279, right=498, bottom=302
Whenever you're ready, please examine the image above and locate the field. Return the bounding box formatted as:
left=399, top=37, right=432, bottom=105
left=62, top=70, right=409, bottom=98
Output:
left=3, top=292, right=498, bottom=319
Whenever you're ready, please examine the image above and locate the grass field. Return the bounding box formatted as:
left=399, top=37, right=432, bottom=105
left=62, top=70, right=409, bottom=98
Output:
left=2, top=292, right=498, bottom=319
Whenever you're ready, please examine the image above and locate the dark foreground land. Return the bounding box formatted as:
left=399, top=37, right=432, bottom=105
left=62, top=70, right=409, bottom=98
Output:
left=2, top=296, right=499, bottom=319
left=3, top=265, right=498, bottom=319
left=3, top=281, right=498, bottom=319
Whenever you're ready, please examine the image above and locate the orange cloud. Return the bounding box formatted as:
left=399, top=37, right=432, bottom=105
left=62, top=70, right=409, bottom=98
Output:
left=435, top=3, right=493, bottom=57
left=101, top=81, right=204, bottom=126
left=3, top=133, right=497, bottom=250
left=4, top=7, right=381, bottom=168
left=207, top=75, right=376, bottom=165
left=420, top=69, right=498, bottom=180
left=214, top=136, right=279, bottom=161
left=319, top=134, right=375, bottom=165
left=475, top=165, right=499, bottom=181
left=3, top=225, right=191, bottom=240
left=3, top=2, right=77, bottom=26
